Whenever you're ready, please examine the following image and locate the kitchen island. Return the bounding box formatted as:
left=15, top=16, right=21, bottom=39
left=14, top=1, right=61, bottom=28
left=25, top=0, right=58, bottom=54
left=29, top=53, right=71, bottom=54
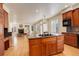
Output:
left=28, top=34, right=64, bottom=56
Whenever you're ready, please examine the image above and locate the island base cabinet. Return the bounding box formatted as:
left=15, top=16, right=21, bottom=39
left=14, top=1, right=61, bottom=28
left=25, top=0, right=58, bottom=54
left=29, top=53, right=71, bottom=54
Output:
left=29, top=39, right=42, bottom=56
left=46, top=43, right=56, bottom=56
left=44, top=37, right=57, bottom=56
left=57, top=36, right=64, bottom=53
left=29, top=36, right=64, bottom=56
left=29, top=44, right=42, bottom=56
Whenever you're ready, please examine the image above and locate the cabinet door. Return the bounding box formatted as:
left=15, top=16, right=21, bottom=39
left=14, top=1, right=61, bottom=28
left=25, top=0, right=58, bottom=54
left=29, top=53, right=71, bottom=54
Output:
left=62, top=13, right=67, bottom=20
left=0, top=13, right=4, bottom=27
left=67, top=11, right=73, bottom=26
left=29, top=39, right=42, bottom=56
left=29, top=44, right=42, bottom=56
left=4, top=39, right=10, bottom=50
left=57, top=36, right=64, bottom=53
left=0, top=38, right=4, bottom=55
left=64, top=34, right=68, bottom=44
left=0, top=3, right=3, bottom=9
left=4, top=10, right=8, bottom=28
left=68, top=35, right=77, bottom=47
left=0, top=9, right=4, bottom=56
left=66, top=11, right=73, bottom=19
left=45, top=37, right=56, bottom=56
left=0, top=12, right=4, bottom=37
left=73, top=8, right=79, bottom=26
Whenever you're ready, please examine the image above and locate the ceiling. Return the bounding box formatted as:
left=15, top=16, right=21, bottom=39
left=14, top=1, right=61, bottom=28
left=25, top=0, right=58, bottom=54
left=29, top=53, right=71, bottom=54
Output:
left=5, top=3, right=74, bottom=24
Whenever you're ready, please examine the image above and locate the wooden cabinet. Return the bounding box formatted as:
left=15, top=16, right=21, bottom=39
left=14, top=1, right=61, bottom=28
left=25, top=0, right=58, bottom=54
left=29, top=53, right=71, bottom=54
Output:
left=4, top=40, right=9, bottom=50
left=73, top=8, right=79, bottom=26
left=0, top=3, right=3, bottom=9
left=62, top=11, right=73, bottom=20
left=3, top=10, right=8, bottom=28
left=45, top=37, right=56, bottom=56
left=0, top=3, right=10, bottom=55
left=62, top=8, right=79, bottom=26
left=0, top=38, right=4, bottom=55
left=29, top=36, right=64, bottom=56
left=0, top=10, right=4, bottom=56
left=0, top=12, right=4, bottom=27
left=69, top=34, right=77, bottom=47
left=4, top=37, right=10, bottom=50
left=66, top=11, right=73, bottom=19
left=29, top=39, right=42, bottom=56
left=62, top=10, right=73, bottom=26
left=63, top=33, right=78, bottom=47
left=62, top=12, right=67, bottom=19
left=57, top=36, right=64, bottom=53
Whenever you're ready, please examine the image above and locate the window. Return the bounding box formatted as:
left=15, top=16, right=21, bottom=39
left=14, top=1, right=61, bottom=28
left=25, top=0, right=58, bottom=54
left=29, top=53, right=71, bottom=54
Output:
left=51, top=19, right=60, bottom=33
left=43, top=23, right=48, bottom=32
left=40, top=24, right=43, bottom=34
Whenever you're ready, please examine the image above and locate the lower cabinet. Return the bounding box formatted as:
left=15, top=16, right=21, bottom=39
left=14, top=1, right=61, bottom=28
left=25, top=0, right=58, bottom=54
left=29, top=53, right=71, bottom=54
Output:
left=29, top=36, right=64, bottom=56
left=4, top=37, right=11, bottom=50
left=29, top=44, right=42, bottom=56
left=63, top=33, right=77, bottom=47
left=45, top=37, right=57, bottom=56
left=57, top=36, right=64, bottom=53
left=0, top=39, right=4, bottom=56
left=4, top=39, right=10, bottom=50
left=29, top=39, right=42, bottom=56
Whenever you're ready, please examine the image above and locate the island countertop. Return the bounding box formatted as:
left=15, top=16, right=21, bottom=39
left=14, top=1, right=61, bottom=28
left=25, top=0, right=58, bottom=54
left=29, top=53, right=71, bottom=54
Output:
left=28, top=33, right=64, bottom=39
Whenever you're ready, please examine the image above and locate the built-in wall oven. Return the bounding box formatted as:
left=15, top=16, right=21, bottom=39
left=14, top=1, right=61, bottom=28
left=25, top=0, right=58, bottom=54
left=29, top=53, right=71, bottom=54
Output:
left=63, top=18, right=71, bottom=27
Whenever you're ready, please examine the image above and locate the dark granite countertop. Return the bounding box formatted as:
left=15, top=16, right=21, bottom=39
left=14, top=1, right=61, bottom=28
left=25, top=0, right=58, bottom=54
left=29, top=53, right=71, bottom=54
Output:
left=28, top=33, right=63, bottom=39
left=62, top=32, right=79, bottom=35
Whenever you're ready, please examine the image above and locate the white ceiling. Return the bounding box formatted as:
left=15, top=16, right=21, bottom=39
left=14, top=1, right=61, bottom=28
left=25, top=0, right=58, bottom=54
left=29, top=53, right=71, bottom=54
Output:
left=5, top=3, right=73, bottom=24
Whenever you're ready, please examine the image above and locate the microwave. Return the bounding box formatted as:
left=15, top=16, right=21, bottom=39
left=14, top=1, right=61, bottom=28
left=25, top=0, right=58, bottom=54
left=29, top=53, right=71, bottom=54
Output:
left=63, top=19, right=71, bottom=26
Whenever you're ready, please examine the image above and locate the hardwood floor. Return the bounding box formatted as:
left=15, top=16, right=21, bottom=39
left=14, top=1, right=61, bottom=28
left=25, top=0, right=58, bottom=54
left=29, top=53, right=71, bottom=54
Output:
left=4, top=36, right=29, bottom=56
left=55, top=44, right=79, bottom=56
left=4, top=36, right=79, bottom=56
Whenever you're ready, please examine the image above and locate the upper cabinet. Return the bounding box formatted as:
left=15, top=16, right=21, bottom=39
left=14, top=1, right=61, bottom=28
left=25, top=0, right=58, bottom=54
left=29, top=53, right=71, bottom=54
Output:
left=3, top=10, right=8, bottom=28
left=66, top=11, right=73, bottom=19
left=0, top=3, right=3, bottom=14
left=62, top=12, right=67, bottom=20
left=62, top=10, right=73, bottom=20
left=73, top=8, right=79, bottom=26
left=0, top=13, right=4, bottom=29
left=62, top=8, right=79, bottom=27
left=62, top=10, right=73, bottom=26
left=0, top=3, right=3, bottom=9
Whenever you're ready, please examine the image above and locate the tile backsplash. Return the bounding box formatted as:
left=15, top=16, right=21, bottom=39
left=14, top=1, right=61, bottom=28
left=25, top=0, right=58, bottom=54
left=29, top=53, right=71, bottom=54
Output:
left=67, top=26, right=79, bottom=32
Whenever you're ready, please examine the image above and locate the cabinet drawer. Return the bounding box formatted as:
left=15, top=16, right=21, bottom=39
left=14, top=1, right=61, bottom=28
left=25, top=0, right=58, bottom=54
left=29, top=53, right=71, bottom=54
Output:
left=29, top=39, right=41, bottom=45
